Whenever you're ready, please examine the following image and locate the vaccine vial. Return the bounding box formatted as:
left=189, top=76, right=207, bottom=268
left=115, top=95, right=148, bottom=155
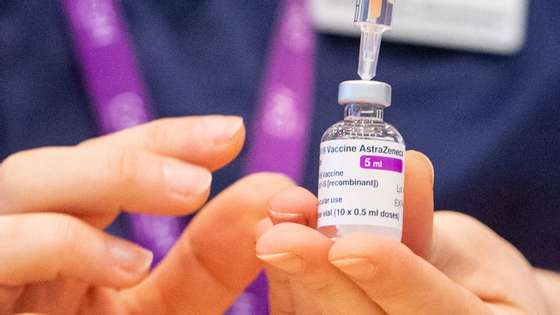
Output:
left=317, top=80, right=405, bottom=240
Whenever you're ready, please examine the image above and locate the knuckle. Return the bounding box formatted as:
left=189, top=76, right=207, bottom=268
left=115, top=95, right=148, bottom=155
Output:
left=144, top=119, right=172, bottom=149
left=0, top=150, right=49, bottom=204
left=108, top=148, right=141, bottom=188
left=0, top=151, right=31, bottom=181
left=39, top=214, right=84, bottom=279
left=0, top=148, right=59, bottom=183
left=297, top=275, right=340, bottom=295
left=51, top=214, right=82, bottom=257
left=267, top=273, right=291, bottom=287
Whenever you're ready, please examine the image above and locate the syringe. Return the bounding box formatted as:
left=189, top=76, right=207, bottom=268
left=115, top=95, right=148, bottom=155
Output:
left=355, top=0, right=395, bottom=80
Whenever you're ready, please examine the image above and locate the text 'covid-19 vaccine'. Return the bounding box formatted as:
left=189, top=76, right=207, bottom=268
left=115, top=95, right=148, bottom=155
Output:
left=317, top=80, right=405, bottom=240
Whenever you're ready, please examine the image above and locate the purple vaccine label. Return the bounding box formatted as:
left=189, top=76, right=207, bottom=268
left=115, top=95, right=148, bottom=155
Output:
left=360, top=156, right=403, bottom=173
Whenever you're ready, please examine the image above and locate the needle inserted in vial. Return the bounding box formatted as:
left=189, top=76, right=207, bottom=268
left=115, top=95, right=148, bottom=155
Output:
left=355, top=0, right=395, bottom=80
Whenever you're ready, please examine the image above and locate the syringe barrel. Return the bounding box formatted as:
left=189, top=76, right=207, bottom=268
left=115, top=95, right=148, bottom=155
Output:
left=354, top=0, right=394, bottom=28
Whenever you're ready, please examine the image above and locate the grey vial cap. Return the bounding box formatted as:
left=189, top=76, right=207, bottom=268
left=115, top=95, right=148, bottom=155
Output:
left=338, top=80, right=392, bottom=107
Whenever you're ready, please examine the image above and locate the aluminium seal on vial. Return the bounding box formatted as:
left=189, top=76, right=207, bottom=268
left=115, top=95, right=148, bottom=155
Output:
left=338, top=80, right=392, bottom=107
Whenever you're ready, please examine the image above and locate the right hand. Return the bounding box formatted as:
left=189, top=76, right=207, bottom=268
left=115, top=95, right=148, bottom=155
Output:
left=256, top=152, right=553, bottom=315
left=0, top=115, right=294, bottom=315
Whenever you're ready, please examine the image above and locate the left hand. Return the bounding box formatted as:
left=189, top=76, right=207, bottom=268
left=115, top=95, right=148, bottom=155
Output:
left=256, top=151, right=551, bottom=315
left=0, top=116, right=295, bottom=315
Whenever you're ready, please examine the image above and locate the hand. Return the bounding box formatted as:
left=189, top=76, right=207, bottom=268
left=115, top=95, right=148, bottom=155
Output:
left=0, top=115, right=294, bottom=315
left=256, top=151, right=552, bottom=315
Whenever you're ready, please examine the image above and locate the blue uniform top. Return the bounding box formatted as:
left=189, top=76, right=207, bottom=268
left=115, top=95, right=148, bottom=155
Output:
left=1, top=0, right=559, bottom=270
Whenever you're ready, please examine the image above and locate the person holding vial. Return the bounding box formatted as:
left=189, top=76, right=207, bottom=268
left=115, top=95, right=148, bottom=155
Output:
left=0, top=0, right=559, bottom=314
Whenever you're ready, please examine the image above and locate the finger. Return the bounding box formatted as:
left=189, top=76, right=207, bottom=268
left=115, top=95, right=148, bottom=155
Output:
left=268, top=186, right=318, bottom=228
left=0, top=285, right=23, bottom=314
left=329, top=233, right=492, bottom=315
left=120, top=173, right=294, bottom=315
left=82, top=115, right=245, bottom=171
left=429, top=212, right=548, bottom=315
left=257, top=223, right=385, bottom=315
left=0, top=146, right=212, bottom=219
left=0, top=213, right=153, bottom=288
left=255, top=219, right=317, bottom=314
left=401, top=150, right=434, bottom=258
left=264, top=259, right=311, bottom=315
left=267, top=150, right=435, bottom=257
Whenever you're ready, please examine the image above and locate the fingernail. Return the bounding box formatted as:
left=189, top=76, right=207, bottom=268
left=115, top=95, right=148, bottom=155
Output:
left=419, top=153, right=435, bottom=187
left=425, top=157, right=435, bottom=187
left=412, top=150, right=435, bottom=187
left=203, top=116, right=244, bottom=144
left=163, top=163, right=212, bottom=197
left=257, top=253, right=304, bottom=274
left=268, top=209, right=308, bottom=226
left=331, top=258, right=377, bottom=280
left=110, top=240, right=153, bottom=275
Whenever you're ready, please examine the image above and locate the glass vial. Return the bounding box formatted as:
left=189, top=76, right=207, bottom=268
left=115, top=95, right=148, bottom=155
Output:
left=317, top=80, right=405, bottom=240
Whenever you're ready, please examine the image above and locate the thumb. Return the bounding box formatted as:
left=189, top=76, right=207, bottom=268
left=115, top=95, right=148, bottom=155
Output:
left=401, top=150, right=434, bottom=258
left=329, top=234, right=492, bottom=315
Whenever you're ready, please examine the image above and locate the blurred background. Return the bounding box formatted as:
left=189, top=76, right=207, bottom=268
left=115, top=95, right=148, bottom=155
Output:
left=1, top=0, right=559, bottom=274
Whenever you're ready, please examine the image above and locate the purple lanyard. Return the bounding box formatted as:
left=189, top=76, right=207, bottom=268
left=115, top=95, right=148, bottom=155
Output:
left=233, top=2, right=316, bottom=313
left=61, top=0, right=183, bottom=266
left=62, top=0, right=315, bottom=314
left=243, top=0, right=316, bottom=184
